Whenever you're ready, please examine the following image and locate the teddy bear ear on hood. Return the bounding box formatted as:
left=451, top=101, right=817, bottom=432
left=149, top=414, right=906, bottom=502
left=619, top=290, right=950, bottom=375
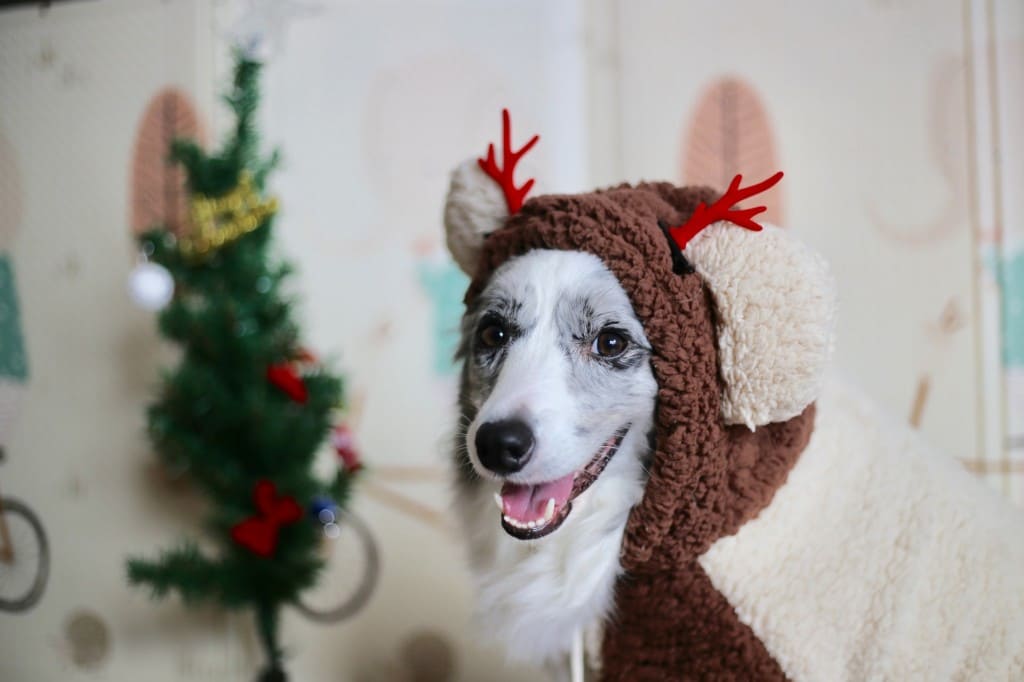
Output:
left=654, top=173, right=837, bottom=429
left=444, top=109, right=540, bottom=275
left=684, top=220, right=837, bottom=429
left=443, top=158, right=509, bottom=275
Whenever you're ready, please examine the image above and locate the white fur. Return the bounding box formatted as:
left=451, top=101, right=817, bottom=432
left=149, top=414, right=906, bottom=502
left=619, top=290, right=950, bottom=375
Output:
left=685, top=222, right=836, bottom=428
left=699, top=379, right=1024, bottom=680
left=454, top=251, right=655, bottom=669
left=444, top=159, right=508, bottom=275
left=455, top=435, right=644, bottom=668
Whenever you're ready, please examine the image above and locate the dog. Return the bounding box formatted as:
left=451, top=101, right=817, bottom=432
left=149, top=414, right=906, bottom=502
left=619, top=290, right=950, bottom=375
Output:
left=442, top=113, right=1024, bottom=680
left=452, top=248, right=657, bottom=673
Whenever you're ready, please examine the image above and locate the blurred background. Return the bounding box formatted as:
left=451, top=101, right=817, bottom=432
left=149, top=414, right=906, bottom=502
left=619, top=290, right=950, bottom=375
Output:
left=0, top=0, right=1021, bottom=680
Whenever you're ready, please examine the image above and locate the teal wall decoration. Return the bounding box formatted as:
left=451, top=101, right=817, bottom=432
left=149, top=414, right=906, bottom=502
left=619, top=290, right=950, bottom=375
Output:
left=1001, top=248, right=1024, bottom=370
left=417, top=259, right=468, bottom=377
left=0, top=254, right=28, bottom=382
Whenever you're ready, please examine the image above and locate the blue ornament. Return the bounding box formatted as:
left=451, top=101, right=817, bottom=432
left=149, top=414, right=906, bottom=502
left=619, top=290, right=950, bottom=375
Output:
left=308, top=496, right=336, bottom=524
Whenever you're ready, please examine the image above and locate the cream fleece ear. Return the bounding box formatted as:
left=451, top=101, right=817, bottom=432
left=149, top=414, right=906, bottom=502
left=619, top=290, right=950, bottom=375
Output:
left=444, top=159, right=509, bottom=275
left=684, top=222, right=836, bottom=429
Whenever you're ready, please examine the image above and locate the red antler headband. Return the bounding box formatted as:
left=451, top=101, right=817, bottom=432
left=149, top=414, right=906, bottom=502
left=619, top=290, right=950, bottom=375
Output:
left=478, top=109, right=780, bottom=271
left=478, top=109, right=540, bottom=214
left=658, top=171, right=783, bottom=275
left=667, top=171, right=784, bottom=249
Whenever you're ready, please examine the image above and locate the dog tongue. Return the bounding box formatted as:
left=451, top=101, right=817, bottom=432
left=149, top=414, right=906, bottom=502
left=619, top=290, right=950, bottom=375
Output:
left=500, top=472, right=575, bottom=522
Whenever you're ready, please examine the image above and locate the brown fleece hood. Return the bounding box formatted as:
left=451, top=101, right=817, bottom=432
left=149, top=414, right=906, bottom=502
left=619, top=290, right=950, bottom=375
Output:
left=464, top=182, right=815, bottom=680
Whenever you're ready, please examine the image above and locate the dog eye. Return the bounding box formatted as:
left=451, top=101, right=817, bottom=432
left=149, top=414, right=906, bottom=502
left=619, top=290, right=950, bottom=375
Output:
left=478, top=322, right=508, bottom=349
left=592, top=330, right=628, bottom=358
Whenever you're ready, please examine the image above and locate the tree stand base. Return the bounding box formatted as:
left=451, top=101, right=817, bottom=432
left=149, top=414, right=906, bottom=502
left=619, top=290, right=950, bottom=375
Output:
left=257, top=664, right=287, bottom=682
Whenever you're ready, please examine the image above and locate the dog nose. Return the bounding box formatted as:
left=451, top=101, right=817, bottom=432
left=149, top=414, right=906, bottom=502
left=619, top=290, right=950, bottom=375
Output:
left=475, top=419, right=535, bottom=474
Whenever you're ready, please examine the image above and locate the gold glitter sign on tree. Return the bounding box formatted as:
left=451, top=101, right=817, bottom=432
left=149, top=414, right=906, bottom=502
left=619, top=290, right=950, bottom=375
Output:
left=179, top=171, right=279, bottom=258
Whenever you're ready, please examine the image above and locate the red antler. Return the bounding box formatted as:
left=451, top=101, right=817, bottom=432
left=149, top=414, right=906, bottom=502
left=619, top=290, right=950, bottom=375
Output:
left=668, top=171, right=784, bottom=249
left=478, top=109, right=540, bottom=214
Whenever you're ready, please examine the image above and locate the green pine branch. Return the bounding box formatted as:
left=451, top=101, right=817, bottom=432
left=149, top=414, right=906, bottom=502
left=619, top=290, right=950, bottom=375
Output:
left=169, top=52, right=277, bottom=197
left=127, top=543, right=231, bottom=605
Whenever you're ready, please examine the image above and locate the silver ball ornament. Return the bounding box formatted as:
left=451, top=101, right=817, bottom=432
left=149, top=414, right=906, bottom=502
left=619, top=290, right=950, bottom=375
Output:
left=128, top=262, right=174, bottom=310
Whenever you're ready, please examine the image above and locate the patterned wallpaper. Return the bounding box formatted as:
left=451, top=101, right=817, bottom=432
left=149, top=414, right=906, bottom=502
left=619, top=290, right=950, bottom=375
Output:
left=0, top=1, right=1020, bottom=680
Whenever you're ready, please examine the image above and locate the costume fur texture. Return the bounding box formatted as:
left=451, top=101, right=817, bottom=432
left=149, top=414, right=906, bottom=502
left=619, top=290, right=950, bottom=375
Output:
left=444, top=165, right=1024, bottom=680
left=701, top=380, right=1024, bottom=680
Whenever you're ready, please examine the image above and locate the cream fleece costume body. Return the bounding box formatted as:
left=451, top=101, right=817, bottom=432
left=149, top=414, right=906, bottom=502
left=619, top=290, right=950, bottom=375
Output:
left=443, top=117, right=1024, bottom=678
left=701, top=379, right=1024, bottom=681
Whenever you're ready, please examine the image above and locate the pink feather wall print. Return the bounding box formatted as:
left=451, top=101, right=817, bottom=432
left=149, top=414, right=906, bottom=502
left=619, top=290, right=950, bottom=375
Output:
left=129, top=88, right=205, bottom=236
left=867, top=56, right=966, bottom=246
left=682, top=76, right=784, bottom=225
left=679, top=76, right=782, bottom=225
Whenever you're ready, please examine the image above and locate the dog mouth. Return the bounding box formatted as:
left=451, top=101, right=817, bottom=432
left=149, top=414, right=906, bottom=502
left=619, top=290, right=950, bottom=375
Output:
left=495, top=425, right=630, bottom=541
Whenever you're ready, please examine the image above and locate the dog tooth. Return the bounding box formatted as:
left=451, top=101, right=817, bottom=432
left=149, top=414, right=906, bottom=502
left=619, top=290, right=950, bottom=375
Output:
left=493, top=492, right=504, bottom=512
left=544, top=498, right=556, bottom=521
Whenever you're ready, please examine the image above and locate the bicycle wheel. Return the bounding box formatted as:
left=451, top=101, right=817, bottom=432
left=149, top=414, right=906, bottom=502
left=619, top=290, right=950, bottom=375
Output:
left=0, top=497, right=49, bottom=612
left=294, top=508, right=379, bottom=623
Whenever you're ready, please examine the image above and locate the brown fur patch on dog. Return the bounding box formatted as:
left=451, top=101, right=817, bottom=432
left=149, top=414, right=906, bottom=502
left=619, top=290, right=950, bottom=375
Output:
left=467, top=182, right=816, bottom=680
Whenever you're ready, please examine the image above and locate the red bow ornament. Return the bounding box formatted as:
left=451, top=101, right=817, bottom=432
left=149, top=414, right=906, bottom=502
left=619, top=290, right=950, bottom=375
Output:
left=230, top=480, right=303, bottom=557
left=266, top=363, right=309, bottom=403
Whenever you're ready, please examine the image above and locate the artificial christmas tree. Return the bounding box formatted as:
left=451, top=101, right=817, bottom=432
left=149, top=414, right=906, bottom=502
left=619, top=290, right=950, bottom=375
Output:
left=126, top=54, right=360, bottom=682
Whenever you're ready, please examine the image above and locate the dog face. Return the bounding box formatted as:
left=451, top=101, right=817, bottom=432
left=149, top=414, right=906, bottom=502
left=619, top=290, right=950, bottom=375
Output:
left=456, top=249, right=658, bottom=540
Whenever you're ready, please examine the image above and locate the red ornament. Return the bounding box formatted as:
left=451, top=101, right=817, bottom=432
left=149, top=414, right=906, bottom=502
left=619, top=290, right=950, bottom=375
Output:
left=267, top=363, right=308, bottom=403
left=332, top=425, right=362, bottom=472
left=230, top=480, right=302, bottom=557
